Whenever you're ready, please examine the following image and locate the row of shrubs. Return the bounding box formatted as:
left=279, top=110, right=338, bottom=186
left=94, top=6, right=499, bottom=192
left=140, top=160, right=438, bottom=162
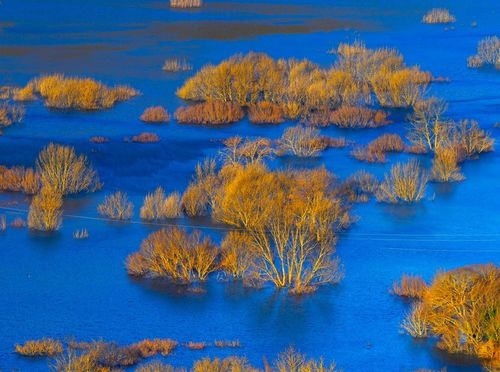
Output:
left=392, top=264, right=499, bottom=371
left=467, top=36, right=500, bottom=70
left=16, top=340, right=337, bottom=372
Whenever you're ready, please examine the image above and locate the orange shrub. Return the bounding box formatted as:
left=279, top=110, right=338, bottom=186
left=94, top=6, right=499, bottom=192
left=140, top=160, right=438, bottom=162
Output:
left=391, top=275, right=427, bottom=299
left=28, top=186, right=63, bottom=232
left=336, top=170, right=379, bottom=202
left=220, top=231, right=256, bottom=279
left=10, top=218, right=26, bottom=228
left=36, top=143, right=100, bottom=195
left=140, top=106, right=170, bottom=123
left=376, top=160, right=428, bottom=203
left=89, top=136, right=110, bottom=143
left=131, top=132, right=160, bottom=143
left=431, top=146, right=464, bottom=182
left=0, top=166, right=40, bottom=194
left=15, top=338, right=63, bottom=357
left=329, top=106, right=389, bottom=128
left=126, top=227, right=218, bottom=282
left=185, top=342, right=207, bottom=350
left=27, top=74, right=139, bottom=110
left=170, top=0, right=202, bottom=8
left=248, top=101, right=284, bottom=124
left=0, top=103, right=24, bottom=129
left=129, top=339, right=177, bottom=357
left=175, top=101, right=244, bottom=125
left=351, top=134, right=405, bottom=163
left=97, top=191, right=133, bottom=220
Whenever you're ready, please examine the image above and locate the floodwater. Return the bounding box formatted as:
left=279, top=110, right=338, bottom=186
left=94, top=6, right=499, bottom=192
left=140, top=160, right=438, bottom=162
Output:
left=0, top=0, right=499, bottom=371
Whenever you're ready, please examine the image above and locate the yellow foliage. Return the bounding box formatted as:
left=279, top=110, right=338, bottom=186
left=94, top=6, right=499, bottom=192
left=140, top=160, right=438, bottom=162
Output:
left=27, top=186, right=63, bottom=231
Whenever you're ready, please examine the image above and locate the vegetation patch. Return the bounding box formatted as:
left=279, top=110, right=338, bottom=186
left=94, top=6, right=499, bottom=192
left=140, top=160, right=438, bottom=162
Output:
left=140, top=106, right=170, bottom=123
left=422, top=8, right=456, bottom=24
left=467, top=36, right=500, bottom=69
left=19, top=74, right=139, bottom=110
left=175, top=101, right=244, bottom=125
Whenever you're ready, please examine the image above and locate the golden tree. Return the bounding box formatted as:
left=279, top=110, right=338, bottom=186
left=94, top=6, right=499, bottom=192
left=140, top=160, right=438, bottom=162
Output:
left=27, top=186, right=63, bottom=231
left=36, top=143, right=100, bottom=195
left=212, top=163, right=348, bottom=292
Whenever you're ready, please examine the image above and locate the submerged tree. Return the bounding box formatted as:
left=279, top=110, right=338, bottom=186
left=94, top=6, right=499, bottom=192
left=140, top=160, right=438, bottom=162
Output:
left=36, top=143, right=100, bottom=195
left=27, top=186, right=63, bottom=232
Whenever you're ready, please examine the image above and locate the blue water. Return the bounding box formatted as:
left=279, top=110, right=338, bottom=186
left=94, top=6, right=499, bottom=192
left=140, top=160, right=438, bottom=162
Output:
left=0, top=0, right=499, bottom=371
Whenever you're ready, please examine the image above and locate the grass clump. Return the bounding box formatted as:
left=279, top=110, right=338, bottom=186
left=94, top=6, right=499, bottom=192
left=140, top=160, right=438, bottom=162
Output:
left=0, top=103, right=24, bottom=131
left=162, top=58, right=193, bottom=72
left=73, top=228, right=89, bottom=240
left=170, top=0, right=202, bottom=8
left=329, top=106, right=388, bottom=128
left=467, top=36, right=499, bottom=69
left=351, top=134, right=405, bottom=163
left=376, top=160, right=428, bottom=203
left=175, top=101, right=244, bottom=125
left=126, top=227, right=218, bottom=282
left=185, top=342, right=208, bottom=350
left=0, top=215, right=6, bottom=232
left=10, top=218, right=26, bottom=228
left=27, top=186, right=63, bottom=232
left=89, top=136, right=110, bottom=144
left=140, top=187, right=182, bottom=220
left=37, top=143, right=100, bottom=195
left=97, top=191, right=133, bottom=220
left=24, top=74, right=139, bottom=110
left=131, top=132, right=160, bottom=143
left=248, top=101, right=284, bottom=124
left=140, top=106, right=170, bottom=123
left=15, top=338, right=63, bottom=357
left=277, top=125, right=328, bottom=157
left=391, top=275, right=427, bottom=299
left=275, top=347, right=340, bottom=372
left=422, top=9, right=456, bottom=24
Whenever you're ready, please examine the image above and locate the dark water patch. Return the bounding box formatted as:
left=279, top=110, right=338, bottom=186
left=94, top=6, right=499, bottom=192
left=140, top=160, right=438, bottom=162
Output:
left=0, top=44, right=127, bottom=60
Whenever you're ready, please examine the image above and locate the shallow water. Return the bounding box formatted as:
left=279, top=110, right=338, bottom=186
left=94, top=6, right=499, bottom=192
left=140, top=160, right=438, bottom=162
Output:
left=0, top=0, right=499, bottom=371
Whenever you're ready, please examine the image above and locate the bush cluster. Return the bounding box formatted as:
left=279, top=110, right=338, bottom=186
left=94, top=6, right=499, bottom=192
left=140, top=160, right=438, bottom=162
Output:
left=376, top=160, right=428, bottom=203
left=467, top=36, right=499, bottom=69
left=0, top=103, right=24, bottom=130
left=175, top=100, right=244, bottom=125
left=140, top=187, right=182, bottom=220
left=98, top=191, right=134, bottom=220
left=140, top=106, right=170, bottom=123
left=400, top=264, right=499, bottom=371
left=20, top=74, right=139, bottom=110
left=422, top=8, right=456, bottom=24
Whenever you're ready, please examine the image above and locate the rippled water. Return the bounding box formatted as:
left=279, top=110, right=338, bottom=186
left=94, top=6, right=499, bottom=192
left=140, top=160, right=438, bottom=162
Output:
left=0, top=0, right=499, bottom=370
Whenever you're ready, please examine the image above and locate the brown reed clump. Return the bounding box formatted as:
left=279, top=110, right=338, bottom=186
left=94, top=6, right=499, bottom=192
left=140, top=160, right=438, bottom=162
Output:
left=422, top=8, right=456, bottom=24
left=10, top=218, right=26, bottom=228
left=73, top=228, right=89, bottom=240
left=329, top=106, right=389, bottom=128
left=140, top=106, right=170, bottom=124
left=15, top=338, right=63, bottom=357
left=175, top=101, right=244, bottom=125
left=351, top=134, right=405, bottom=163
left=248, top=101, right=284, bottom=124
left=97, top=191, right=133, bottom=220
left=24, top=74, right=139, bottom=110
left=89, top=136, right=110, bottom=144
left=391, top=274, right=427, bottom=299
left=185, top=342, right=208, bottom=350
left=162, top=58, right=193, bottom=72
left=170, top=0, right=202, bottom=8
left=214, top=340, right=241, bottom=348
left=131, top=132, right=160, bottom=143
